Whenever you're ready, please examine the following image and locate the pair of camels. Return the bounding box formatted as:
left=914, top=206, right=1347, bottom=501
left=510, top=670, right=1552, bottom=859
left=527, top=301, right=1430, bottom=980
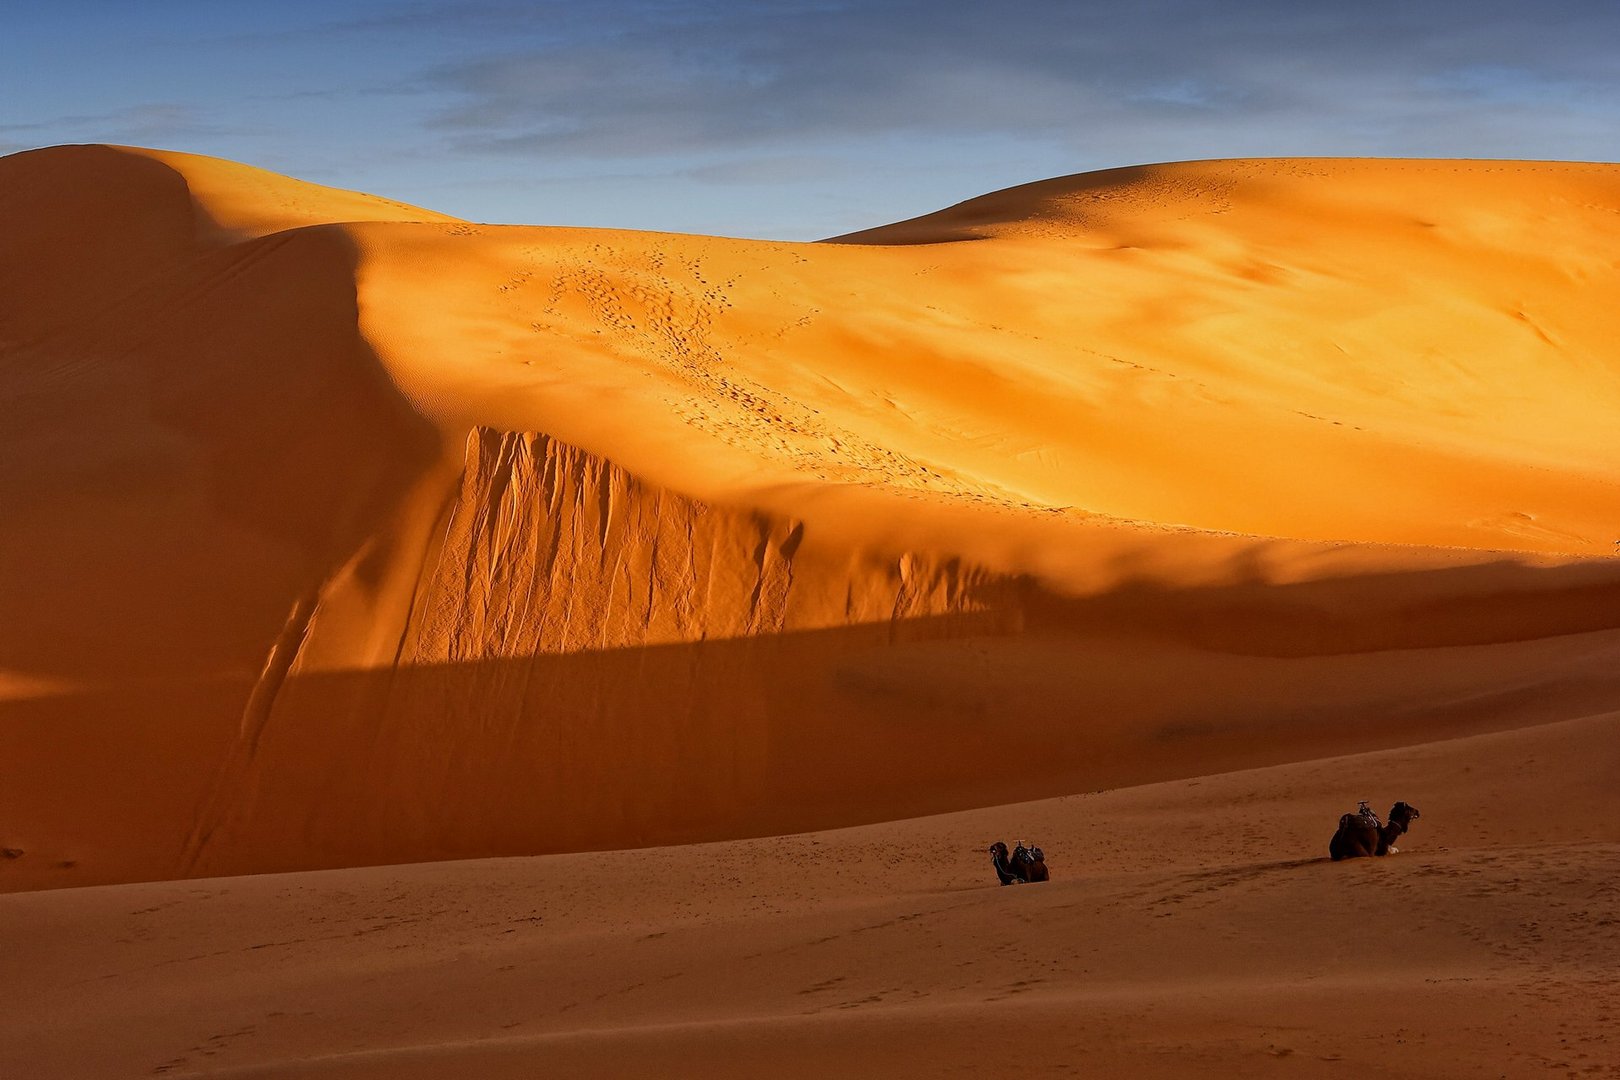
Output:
left=1329, top=800, right=1421, bottom=860
left=985, top=800, right=1420, bottom=887
left=988, top=841, right=1049, bottom=885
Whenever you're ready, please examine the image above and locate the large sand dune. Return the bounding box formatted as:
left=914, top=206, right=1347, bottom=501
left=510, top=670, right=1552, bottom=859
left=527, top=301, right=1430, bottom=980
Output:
left=2, top=146, right=1619, bottom=893
left=4, top=144, right=1620, bottom=1077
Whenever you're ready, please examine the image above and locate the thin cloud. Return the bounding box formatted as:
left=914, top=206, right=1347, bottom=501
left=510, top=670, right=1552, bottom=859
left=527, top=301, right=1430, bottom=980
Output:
left=0, top=103, right=254, bottom=143
left=419, top=0, right=1620, bottom=163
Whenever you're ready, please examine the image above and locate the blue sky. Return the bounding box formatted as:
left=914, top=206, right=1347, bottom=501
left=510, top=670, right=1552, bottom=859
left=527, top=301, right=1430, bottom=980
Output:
left=3, top=1, right=1616, bottom=239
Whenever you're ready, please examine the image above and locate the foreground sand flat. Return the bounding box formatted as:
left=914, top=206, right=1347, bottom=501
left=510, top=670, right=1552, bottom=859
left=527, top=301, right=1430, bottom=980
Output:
left=3, top=711, right=1616, bottom=1078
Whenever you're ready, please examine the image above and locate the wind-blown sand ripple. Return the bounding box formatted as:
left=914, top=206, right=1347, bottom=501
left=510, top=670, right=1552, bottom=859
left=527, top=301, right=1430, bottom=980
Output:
left=3, top=710, right=1615, bottom=1077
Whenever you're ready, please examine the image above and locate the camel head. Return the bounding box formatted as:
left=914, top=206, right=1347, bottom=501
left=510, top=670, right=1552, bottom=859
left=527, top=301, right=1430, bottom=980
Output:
left=989, top=842, right=1009, bottom=858
left=1389, top=802, right=1420, bottom=824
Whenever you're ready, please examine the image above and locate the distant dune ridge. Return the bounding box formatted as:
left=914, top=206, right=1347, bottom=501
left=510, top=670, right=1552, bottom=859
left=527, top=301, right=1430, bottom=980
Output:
left=3, top=144, right=1620, bottom=891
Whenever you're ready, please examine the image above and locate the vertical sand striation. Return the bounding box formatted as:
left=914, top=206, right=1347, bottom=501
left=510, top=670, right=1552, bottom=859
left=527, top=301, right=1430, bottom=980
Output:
left=177, top=427, right=1021, bottom=879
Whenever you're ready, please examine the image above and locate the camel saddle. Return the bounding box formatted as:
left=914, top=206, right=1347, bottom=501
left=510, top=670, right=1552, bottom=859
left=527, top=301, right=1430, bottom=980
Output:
left=1339, top=810, right=1381, bottom=831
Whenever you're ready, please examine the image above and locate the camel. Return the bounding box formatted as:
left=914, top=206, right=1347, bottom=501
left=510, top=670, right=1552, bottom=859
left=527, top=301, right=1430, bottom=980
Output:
left=1329, top=800, right=1420, bottom=860
left=1015, top=842, right=1050, bottom=882
left=989, top=841, right=1049, bottom=885
left=1375, top=801, right=1420, bottom=855
left=989, top=842, right=1020, bottom=885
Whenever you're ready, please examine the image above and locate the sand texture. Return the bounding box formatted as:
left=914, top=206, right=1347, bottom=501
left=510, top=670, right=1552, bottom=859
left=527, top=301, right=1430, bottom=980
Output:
left=3, top=712, right=1617, bottom=1077
left=2, top=144, right=1619, bottom=1075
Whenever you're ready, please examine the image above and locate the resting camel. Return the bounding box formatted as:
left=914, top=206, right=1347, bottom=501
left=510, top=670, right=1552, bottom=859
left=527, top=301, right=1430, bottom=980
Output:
left=1329, top=801, right=1420, bottom=860
left=989, top=841, right=1049, bottom=885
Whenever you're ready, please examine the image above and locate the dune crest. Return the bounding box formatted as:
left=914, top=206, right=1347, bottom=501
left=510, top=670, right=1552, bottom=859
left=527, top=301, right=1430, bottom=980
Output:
left=3, top=145, right=1620, bottom=888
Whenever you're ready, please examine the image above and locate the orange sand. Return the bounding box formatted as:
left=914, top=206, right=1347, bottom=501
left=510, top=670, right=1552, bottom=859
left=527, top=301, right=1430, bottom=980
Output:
left=3, top=710, right=1616, bottom=1077
left=1, top=144, right=1618, bottom=1075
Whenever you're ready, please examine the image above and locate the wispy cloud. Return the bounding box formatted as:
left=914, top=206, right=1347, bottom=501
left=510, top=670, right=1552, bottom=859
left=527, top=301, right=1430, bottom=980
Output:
left=415, top=0, right=1620, bottom=163
left=0, top=103, right=255, bottom=143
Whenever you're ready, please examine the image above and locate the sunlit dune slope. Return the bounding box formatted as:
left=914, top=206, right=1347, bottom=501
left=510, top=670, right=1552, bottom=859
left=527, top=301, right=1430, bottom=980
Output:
left=2, top=145, right=1619, bottom=889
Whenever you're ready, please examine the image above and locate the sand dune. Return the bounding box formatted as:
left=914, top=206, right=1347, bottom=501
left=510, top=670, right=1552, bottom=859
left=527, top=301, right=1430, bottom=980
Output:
left=2, top=146, right=1620, bottom=895
left=4, top=143, right=1620, bottom=1078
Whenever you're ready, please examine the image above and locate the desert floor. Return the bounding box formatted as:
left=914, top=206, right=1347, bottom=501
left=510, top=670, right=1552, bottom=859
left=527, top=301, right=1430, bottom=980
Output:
left=5, top=708, right=1617, bottom=1078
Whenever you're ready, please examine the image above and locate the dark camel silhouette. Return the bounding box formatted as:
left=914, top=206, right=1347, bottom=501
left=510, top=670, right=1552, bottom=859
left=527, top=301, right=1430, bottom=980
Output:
left=1375, top=801, right=1420, bottom=854
left=1329, top=801, right=1421, bottom=860
left=989, top=840, right=1049, bottom=885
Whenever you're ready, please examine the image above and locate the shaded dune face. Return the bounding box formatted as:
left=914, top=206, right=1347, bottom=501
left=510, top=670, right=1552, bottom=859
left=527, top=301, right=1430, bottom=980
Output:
left=3, top=146, right=1620, bottom=888
left=0, top=147, right=445, bottom=684
left=180, top=429, right=1026, bottom=877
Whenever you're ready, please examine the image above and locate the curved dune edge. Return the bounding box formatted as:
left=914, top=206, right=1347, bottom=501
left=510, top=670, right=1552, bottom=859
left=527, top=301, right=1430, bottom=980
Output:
left=2, top=145, right=1620, bottom=888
